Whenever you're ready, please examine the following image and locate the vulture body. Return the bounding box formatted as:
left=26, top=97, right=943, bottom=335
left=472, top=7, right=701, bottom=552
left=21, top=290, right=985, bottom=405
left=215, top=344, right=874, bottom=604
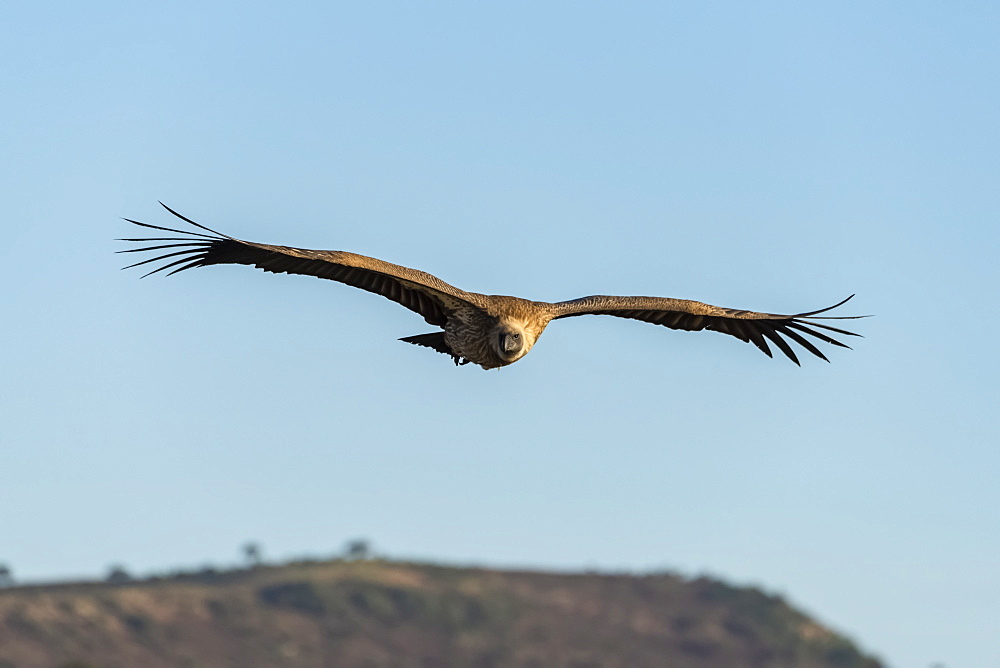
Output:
left=120, top=204, right=865, bottom=369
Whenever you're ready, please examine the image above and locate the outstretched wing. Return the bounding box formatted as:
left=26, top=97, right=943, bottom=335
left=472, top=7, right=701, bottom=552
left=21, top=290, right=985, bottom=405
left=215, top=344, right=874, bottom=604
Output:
left=119, top=203, right=477, bottom=326
left=551, top=294, right=866, bottom=364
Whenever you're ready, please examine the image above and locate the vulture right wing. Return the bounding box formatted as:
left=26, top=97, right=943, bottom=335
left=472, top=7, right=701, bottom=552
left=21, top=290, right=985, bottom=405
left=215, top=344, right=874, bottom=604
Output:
left=119, top=203, right=478, bottom=327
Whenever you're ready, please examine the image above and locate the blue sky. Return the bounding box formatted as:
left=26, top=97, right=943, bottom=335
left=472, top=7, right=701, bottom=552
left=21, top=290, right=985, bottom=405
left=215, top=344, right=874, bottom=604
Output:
left=2, top=2, right=998, bottom=666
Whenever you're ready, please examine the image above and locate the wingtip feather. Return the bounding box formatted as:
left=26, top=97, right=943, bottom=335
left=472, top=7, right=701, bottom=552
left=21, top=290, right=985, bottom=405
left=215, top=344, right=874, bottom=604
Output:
left=158, top=202, right=231, bottom=238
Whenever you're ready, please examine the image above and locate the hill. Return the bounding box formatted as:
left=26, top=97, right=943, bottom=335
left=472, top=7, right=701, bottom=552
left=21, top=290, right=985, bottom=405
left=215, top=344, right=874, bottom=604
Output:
left=0, top=559, right=881, bottom=668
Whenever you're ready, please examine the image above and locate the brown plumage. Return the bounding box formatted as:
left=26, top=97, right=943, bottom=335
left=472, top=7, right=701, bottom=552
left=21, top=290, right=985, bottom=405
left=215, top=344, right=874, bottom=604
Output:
left=120, top=203, right=866, bottom=369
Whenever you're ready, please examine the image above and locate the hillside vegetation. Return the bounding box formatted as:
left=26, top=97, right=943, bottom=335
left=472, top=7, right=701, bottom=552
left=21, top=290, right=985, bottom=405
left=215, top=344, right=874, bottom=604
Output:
left=0, top=558, right=881, bottom=668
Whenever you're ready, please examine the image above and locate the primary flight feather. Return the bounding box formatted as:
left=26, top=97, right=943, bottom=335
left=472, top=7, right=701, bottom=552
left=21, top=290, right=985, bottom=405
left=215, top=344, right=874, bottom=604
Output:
left=120, top=203, right=865, bottom=369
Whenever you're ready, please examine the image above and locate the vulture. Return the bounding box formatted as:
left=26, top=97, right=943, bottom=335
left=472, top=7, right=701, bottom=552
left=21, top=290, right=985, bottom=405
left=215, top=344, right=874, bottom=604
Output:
left=120, top=204, right=865, bottom=369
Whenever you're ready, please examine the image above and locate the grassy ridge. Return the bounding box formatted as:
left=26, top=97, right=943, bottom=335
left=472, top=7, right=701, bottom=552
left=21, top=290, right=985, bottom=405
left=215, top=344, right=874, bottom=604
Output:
left=0, top=559, right=881, bottom=668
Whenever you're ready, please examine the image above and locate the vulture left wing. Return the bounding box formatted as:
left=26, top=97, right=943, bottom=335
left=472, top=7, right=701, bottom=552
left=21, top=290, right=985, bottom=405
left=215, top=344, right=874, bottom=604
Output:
left=551, top=294, right=865, bottom=364
left=119, top=203, right=477, bottom=326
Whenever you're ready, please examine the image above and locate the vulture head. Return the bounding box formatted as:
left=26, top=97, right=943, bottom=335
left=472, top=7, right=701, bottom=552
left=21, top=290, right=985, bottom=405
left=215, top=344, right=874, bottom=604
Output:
left=492, top=320, right=532, bottom=364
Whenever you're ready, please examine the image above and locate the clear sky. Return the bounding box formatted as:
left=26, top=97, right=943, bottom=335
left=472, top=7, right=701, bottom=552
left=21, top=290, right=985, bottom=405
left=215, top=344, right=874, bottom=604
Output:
left=2, top=2, right=998, bottom=666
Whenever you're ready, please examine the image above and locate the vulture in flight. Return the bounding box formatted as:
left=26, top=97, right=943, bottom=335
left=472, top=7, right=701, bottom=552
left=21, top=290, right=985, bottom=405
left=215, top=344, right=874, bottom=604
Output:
left=120, top=204, right=865, bottom=369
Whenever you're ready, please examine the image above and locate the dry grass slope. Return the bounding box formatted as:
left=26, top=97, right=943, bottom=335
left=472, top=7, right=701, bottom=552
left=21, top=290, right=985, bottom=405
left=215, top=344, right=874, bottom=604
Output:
left=0, top=559, right=882, bottom=668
